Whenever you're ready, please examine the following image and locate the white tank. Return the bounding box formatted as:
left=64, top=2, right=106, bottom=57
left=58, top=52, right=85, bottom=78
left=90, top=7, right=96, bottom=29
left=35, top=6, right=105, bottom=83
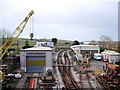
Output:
left=15, top=73, right=22, bottom=79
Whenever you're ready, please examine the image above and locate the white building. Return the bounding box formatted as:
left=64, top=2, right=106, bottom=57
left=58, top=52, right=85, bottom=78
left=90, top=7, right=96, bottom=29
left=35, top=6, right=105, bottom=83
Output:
left=34, top=42, right=54, bottom=47
left=20, top=46, right=53, bottom=73
left=101, top=50, right=120, bottom=63
left=71, top=44, right=100, bottom=57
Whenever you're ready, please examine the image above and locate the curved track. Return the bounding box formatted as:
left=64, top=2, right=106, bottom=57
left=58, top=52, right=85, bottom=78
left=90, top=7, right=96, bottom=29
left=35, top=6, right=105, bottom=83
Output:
left=57, top=50, right=80, bottom=89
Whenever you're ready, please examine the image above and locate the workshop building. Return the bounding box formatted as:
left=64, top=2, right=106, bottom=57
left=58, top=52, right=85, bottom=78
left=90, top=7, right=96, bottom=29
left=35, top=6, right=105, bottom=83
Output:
left=71, top=44, right=100, bottom=57
left=101, top=50, right=120, bottom=63
left=20, top=46, right=53, bottom=73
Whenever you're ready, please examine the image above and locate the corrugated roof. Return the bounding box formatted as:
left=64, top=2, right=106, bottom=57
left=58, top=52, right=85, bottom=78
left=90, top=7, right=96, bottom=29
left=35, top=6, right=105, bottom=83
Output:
left=102, top=50, right=120, bottom=55
left=21, top=46, right=52, bottom=51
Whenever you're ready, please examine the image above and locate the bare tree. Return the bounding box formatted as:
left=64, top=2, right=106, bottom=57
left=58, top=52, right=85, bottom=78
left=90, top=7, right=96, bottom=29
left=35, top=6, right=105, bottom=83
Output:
left=52, top=38, right=57, bottom=45
left=72, top=40, right=80, bottom=45
left=0, top=28, right=11, bottom=45
left=99, top=35, right=112, bottom=49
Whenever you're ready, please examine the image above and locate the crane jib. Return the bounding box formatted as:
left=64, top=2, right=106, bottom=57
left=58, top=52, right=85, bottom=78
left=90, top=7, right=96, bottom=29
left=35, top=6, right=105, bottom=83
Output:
left=0, top=10, right=34, bottom=60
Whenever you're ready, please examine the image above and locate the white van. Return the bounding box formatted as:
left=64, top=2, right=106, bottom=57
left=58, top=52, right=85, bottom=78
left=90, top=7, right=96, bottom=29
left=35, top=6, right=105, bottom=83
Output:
left=94, top=53, right=102, bottom=61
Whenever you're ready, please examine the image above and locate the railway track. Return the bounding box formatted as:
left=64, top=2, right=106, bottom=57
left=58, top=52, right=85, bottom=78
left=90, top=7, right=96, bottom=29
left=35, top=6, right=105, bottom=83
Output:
left=57, top=50, right=80, bottom=89
left=80, top=73, right=93, bottom=89
left=57, top=50, right=102, bottom=89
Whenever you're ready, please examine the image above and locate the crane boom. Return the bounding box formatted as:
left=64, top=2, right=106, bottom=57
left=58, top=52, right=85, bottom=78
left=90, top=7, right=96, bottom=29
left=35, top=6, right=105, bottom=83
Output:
left=0, top=10, right=34, bottom=60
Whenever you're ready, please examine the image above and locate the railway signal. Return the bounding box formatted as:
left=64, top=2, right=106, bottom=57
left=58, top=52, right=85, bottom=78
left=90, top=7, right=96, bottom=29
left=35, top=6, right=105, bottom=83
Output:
left=82, top=65, right=87, bottom=70
left=81, top=65, right=87, bottom=74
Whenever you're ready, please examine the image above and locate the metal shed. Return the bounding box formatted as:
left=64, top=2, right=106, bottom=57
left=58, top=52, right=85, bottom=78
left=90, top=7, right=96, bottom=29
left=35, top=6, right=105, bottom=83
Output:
left=101, top=50, right=120, bottom=63
left=20, top=46, right=53, bottom=73
left=71, top=44, right=100, bottom=56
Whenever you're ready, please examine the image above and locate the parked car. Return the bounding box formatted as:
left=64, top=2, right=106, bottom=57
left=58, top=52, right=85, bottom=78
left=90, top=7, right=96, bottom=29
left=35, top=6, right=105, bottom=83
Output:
left=94, top=53, right=103, bottom=61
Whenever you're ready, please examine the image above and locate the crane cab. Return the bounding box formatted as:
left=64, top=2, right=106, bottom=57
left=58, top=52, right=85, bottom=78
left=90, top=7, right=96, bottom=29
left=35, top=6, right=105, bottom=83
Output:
left=30, top=33, right=34, bottom=40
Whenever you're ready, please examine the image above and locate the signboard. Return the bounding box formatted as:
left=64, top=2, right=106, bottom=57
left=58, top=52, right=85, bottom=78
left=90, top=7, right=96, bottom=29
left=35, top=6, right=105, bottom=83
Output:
left=26, top=52, right=46, bottom=56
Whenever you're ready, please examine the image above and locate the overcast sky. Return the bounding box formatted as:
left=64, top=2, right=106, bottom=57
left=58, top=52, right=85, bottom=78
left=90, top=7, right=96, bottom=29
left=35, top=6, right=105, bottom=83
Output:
left=0, top=0, right=119, bottom=41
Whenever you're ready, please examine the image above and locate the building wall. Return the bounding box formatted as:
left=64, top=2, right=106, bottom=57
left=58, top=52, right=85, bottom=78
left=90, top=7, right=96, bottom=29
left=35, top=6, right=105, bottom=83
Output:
left=109, top=55, right=120, bottom=63
left=101, top=52, right=120, bottom=63
left=71, top=45, right=100, bottom=57
left=20, top=50, right=52, bottom=73
left=101, top=53, right=109, bottom=61
left=20, top=51, right=26, bottom=72
left=80, top=46, right=100, bottom=52
left=46, top=51, right=52, bottom=68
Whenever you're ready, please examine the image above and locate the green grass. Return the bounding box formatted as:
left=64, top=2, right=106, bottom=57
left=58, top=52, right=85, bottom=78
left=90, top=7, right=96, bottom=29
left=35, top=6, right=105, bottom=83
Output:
left=0, top=38, right=36, bottom=49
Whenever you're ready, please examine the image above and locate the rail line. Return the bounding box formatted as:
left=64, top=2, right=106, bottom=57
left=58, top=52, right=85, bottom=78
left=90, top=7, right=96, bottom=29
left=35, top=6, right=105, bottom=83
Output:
left=80, top=73, right=93, bottom=89
left=57, top=50, right=80, bottom=89
left=57, top=50, right=101, bottom=89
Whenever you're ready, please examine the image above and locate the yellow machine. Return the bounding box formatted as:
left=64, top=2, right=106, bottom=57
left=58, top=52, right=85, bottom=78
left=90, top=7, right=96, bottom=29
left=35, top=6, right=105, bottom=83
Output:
left=81, top=58, right=90, bottom=67
left=0, top=71, right=5, bottom=80
left=0, top=10, right=34, bottom=60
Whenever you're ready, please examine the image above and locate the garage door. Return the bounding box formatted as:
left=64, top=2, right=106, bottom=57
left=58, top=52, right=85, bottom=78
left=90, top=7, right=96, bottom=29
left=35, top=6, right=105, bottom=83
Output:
left=26, top=56, right=46, bottom=72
